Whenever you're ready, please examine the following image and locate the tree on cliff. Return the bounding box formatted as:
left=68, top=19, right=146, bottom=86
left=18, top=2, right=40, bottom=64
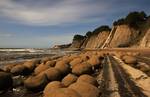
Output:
left=85, top=31, right=92, bottom=37
left=73, top=34, right=85, bottom=41
left=125, top=11, right=147, bottom=28
left=113, top=11, right=147, bottom=28
left=92, top=25, right=111, bottom=35
left=113, top=18, right=125, bottom=26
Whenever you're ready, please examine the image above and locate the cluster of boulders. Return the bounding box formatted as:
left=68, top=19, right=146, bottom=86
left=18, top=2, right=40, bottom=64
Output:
left=121, top=55, right=149, bottom=72
left=1, top=51, right=149, bottom=96
left=119, top=53, right=150, bottom=76
left=0, top=52, right=104, bottom=97
left=105, top=51, right=150, bottom=76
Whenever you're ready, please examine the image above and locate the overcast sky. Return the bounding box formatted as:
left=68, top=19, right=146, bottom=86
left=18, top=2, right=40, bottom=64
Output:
left=0, top=0, right=150, bottom=48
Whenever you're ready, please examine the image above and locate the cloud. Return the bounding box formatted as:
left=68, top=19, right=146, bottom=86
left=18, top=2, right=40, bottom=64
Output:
left=0, top=0, right=109, bottom=26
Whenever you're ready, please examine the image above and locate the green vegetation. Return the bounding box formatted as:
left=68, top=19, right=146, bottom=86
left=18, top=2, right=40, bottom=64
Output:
left=73, top=25, right=111, bottom=41
left=125, top=11, right=147, bottom=28
left=92, top=25, right=111, bottom=35
left=113, top=11, right=147, bottom=28
left=113, top=18, right=125, bottom=26
left=73, top=34, right=85, bottom=41
left=85, top=31, right=92, bottom=37
left=84, top=25, right=111, bottom=38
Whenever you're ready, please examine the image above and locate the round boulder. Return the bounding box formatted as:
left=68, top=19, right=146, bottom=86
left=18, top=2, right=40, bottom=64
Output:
left=41, top=57, right=51, bottom=64
left=43, top=88, right=82, bottom=97
left=122, top=55, right=137, bottom=64
left=55, top=61, right=71, bottom=75
left=69, top=82, right=100, bottom=97
left=45, top=60, right=56, bottom=67
left=87, top=55, right=101, bottom=69
left=43, top=81, right=64, bottom=96
left=137, top=62, right=150, bottom=72
left=62, top=74, right=78, bottom=87
left=70, top=58, right=83, bottom=68
left=72, top=62, right=92, bottom=75
left=77, top=74, right=98, bottom=86
left=23, top=60, right=39, bottom=72
left=3, top=63, right=17, bottom=72
left=11, top=65, right=29, bottom=76
left=34, top=63, right=49, bottom=75
left=24, top=73, right=48, bottom=92
left=79, top=54, right=90, bottom=61
left=43, top=67, right=62, bottom=81
left=62, top=56, right=73, bottom=64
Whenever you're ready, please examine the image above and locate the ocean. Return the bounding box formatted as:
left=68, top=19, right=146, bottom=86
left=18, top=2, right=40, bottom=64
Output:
left=0, top=48, right=77, bottom=66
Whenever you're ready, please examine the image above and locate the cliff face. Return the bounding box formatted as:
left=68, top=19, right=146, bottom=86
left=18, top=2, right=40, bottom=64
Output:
left=109, top=25, right=140, bottom=47
left=85, top=31, right=110, bottom=48
left=140, top=18, right=150, bottom=48
left=53, top=12, right=150, bottom=49
left=70, top=39, right=85, bottom=48
left=68, top=13, right=150, bottom=49
left=70, top=25, right=150, bottom=49
left=140, top=29, right=150, bottom=47
left=70, top=31, right=110, bottom=49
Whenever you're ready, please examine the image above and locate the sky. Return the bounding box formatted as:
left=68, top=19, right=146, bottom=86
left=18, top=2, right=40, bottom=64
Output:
left=0, top=0, right=150, bottom=48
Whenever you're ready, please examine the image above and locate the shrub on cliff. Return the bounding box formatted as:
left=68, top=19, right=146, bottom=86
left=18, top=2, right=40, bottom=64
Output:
left=113, top=11, right=147, bottom=28
left=92, top=25, right=111, bottom=35
left=73, top=35, right=85, bottom=41
left=125, top=11, right=147, bottom=28
left=113, top=18, right=126, bottom=26
left=85, top=31, right=92, bottom=37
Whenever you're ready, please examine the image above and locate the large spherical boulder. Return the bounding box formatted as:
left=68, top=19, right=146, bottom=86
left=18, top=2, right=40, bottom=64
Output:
left=23, top=61, right=35, bottom=71
left=77, top=74, right=98, bottom=86
left=72, top=62, right=92, bottom=75
left=0, top=72, right=13, bottom=92
left=136, top=62, right=150, bottom=72
left=55, top=61, right=71, bottom=75
left=70, top=58, right=83, bottom=68
left=69, top=82, right=100, bottom=97
left=114, top=52, right=123, bottom=59
left=34, top=63, right=49, bottom=75
left=43, top=81, right=64, bottom=96
left=43, top=67, right=62, bottom=81
left=61, top=56, right=73, bottom=64
left=122, top=55, right=137, bottom=64
left=62, top=74, right=78, bottom=87
left=79, top=54, right=90, bottom=61
left=87, top=55, right=101, bottom=69
left=43, top=88, right=82, bottom=97
left=10, top=65, right=29, bottom=76
left=3, top=63, right=17, bottom=72
left=69, top=54, right=78, bottom=60
left=24, top=73, right=48, bottom=92
left=23, top=60, right=40, bottom=72
left=41, top=57, right=51, bottom=64
left=45, top=60, right=56, bottom=67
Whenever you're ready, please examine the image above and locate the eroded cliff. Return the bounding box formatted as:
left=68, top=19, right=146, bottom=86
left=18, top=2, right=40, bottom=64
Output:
left=57, top=12, right=150, bottom=49
left=85, top=31, right=110, bottom=48
left=109, top=25, right=140, bottom=47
